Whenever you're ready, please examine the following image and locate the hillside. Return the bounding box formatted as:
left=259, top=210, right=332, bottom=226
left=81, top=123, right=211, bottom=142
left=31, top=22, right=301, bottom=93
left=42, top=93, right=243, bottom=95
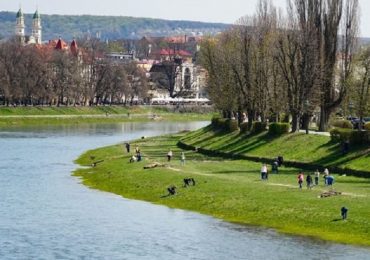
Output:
left=0, top=11, right=229, bottom=40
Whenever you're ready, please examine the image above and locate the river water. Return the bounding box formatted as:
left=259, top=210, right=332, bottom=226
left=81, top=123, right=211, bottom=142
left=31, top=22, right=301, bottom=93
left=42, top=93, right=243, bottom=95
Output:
left=0, top=122, right=369, bottom=260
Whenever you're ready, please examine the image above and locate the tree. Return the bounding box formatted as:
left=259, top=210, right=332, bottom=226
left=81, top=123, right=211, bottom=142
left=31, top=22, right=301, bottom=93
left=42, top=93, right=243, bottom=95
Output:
left=351, top=46, right=370, bottom=129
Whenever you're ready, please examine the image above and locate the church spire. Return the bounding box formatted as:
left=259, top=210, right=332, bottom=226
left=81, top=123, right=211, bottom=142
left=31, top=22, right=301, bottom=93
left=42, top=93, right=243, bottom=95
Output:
left=15, top=7, right=25, bottom=44
left=32, top=8, right=42, bottom=44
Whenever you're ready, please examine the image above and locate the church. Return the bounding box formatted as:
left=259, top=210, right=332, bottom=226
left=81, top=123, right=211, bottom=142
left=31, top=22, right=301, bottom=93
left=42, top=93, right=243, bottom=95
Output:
left=15, top=7, right=42, bottom=45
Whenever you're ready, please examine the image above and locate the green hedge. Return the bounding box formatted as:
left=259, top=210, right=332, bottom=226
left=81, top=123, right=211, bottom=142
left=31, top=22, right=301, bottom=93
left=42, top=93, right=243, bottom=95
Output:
left=331, top=120, right=353, bottom=129
left=226, top=119, right=239, bottom=132
left=240, top=122, right=249, bottom=133
left=251, top=121, right=267, bottom=134
left=211, top=117, right=239, bottom=132
left=268, top=122, right=290, bottom=135
left=330, top=128, right=369, bottom=145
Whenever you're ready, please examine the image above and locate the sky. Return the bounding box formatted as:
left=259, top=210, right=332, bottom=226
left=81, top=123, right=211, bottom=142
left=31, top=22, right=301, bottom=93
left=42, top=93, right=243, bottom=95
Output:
left=1, top=0, right=369, bottom=37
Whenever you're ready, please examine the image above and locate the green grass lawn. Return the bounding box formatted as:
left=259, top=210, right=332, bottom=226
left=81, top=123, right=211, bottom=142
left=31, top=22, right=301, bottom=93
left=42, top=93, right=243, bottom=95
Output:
left=180, top=126, right=370, bottom=173
left=74, top=133, right=370, bottom=247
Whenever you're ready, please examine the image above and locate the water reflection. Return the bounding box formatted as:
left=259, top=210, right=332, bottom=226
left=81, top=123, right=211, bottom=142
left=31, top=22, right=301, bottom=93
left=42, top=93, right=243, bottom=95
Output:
left=0, top=121, right=369, bottom=260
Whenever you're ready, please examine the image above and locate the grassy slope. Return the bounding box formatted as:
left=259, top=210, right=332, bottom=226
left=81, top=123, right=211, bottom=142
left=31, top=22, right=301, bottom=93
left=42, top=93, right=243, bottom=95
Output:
left=74, top=133, right=370, bottom=246
left=0, top=106, right=212, bottom=126
left=180, top=126, right=370, bottom=172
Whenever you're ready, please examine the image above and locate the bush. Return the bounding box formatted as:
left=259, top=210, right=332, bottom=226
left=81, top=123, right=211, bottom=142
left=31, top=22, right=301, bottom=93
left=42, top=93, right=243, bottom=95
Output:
left=330, top=128, right=369, bottom=145
left=365, top=122, right=370, bottom=131
left=251, top=121, right=267, bottom=134
left=331, top=119, right=353, bottom=129
left=211, top=117, right=238, bottom=132
left=226, top=119, right=239, bottom=132
left=240, top=122, right=249, bottom=133
left=269, top=122, right=290, bottom=135
left=211, top=116, right=221, bottom=127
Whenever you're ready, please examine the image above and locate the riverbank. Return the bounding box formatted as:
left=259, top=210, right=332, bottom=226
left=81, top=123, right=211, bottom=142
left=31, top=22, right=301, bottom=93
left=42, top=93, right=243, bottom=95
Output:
left=0, top=106, right=213, bottom=126
left=74, top=132, right=370, bottom=247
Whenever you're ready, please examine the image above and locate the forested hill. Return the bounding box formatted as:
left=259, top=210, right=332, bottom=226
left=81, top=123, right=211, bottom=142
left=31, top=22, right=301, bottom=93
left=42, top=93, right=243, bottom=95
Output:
left=0, top=11, right=229, bottom=40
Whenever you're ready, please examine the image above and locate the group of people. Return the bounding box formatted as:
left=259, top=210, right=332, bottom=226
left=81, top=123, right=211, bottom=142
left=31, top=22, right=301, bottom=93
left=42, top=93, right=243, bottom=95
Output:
left=167, top=150, right=186, bottom=165
left=260, top=156, right=283, bottom=180
left=126, top=143, right=142, bottom=163
left=297, top=168, right=335, bottom=189
left=125, top=142, right=186, bottom=166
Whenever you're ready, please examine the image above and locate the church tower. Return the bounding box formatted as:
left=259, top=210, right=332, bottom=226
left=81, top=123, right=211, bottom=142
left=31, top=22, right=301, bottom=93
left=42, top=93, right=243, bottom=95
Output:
left=15, top=8, right=25, bottom=43
left=32, top=9, right=42, bottom=44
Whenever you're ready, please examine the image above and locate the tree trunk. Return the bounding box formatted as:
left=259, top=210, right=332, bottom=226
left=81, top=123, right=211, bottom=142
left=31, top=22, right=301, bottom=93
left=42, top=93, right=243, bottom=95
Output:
left=291, top=112, right=299, bottom=133
left=319, top=106, right=331, bottom=132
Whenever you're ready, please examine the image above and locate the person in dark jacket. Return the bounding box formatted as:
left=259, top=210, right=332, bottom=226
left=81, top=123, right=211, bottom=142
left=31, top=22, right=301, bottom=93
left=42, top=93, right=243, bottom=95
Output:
left=341, top=206, right=348, bottom=220
left=306, top=174, right=313, bottom=189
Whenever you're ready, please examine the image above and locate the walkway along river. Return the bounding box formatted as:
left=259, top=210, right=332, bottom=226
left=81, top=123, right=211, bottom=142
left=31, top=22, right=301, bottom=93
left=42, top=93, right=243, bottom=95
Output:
left=1, top=122, right=370, bottom=259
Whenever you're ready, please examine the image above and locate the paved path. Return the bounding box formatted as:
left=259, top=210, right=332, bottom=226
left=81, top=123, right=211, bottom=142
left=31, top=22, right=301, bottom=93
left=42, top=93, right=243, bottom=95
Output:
left=299, top=130, right=330, bottom=136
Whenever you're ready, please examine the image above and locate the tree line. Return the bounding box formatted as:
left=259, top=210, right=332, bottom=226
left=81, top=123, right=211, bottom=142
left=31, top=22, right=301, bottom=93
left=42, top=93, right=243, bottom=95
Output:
left=0, top=38, right=148, bottom=106
left=200, top=0, right=369, bottom=131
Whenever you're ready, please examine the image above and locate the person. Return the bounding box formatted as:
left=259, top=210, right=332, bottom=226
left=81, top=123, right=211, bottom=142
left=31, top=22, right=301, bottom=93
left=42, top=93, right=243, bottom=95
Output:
left=341, top=206, right=348, bottom=220
left=327, top=175, right=334, bottom=186
left=298, top=172, right=304, bottom=189
left=137, top=152, right=142, bottom=162
left=167, top=149, right=173, bottom=162
left=342, top=140, right=350, bottom=155
left=277, top=156, right=284, bottom=167
left=261, top=163, right=268, bottom=180
left=272, top=160, right=279, bottom=174
left=125, top=142, right=130, bottom=153
left=306, top=174, right=313, bottom=189
left=135, top=146, right=140, bottom=154
left=314, top=169, right=320, bottom=186
left=180, top=152, right=185, bottom=166
left=323, top=168, right=329, bottom=185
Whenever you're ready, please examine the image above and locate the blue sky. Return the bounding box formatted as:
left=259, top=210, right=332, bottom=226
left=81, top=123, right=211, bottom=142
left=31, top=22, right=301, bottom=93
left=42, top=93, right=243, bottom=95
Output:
left=1, top=0, right=369, bottom=37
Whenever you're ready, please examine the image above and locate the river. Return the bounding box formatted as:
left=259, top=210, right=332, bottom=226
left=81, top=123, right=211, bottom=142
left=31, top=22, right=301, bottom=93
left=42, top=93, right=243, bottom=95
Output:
left=0, top=122, right=369, bottom=260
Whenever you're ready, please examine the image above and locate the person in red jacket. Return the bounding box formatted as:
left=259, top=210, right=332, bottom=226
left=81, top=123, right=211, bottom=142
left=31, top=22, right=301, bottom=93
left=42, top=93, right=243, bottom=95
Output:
left=298, top=172, right=304, bottom=189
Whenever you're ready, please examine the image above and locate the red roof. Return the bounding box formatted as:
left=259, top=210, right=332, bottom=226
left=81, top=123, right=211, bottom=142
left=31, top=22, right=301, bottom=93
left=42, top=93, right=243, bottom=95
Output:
left=70, top=39, right=78, bottom=56
left=157, top=49, right=192, bottom=57
left=53, top=38, right=68, bottom=50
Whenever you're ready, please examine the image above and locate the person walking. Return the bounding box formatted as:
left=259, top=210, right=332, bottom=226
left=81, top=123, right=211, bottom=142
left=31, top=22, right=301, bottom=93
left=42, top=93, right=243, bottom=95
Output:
left=272, top=160, right=279, bottom=174
left=125, top=142, right=130, bottom=153
left=298, top=172, right=304, bottom=189
left=341, top=206, right=348, bottom=220
left=261, top=163, right=268, bottom=180
left=314, top=169, right=320, bottom=186
left=306, top=174, right=313, bottom=189
left=324, top=168, right=329, bottom=186
left=167, top=149, right=173, bottom=162
left=180, top=152, right=185, bottom=166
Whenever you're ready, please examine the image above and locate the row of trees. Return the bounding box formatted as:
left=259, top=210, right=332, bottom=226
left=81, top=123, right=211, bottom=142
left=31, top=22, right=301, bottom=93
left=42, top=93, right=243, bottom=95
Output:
left=0, top=38, right=148, bottom=106
left=201, top=0, right=368, bottom=131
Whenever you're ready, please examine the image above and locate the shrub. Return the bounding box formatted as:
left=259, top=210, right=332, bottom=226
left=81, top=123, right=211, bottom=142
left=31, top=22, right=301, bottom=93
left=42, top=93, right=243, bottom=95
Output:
left=331, top=119, right=353, bottom=129
left=226, top=119, right=239, bottom=132
left=211, top=117, right=238, bottom=132
left=251, top=121, right=267, bottom=134
left=211, top=116, right=221, bottom=127
left=240, top=122, right=249, bottom=133
left=268, top=122, right=290, bottom=135
left=365, top=122, right=370, bottom=131
left=330, top=128, right=369, bottom=145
